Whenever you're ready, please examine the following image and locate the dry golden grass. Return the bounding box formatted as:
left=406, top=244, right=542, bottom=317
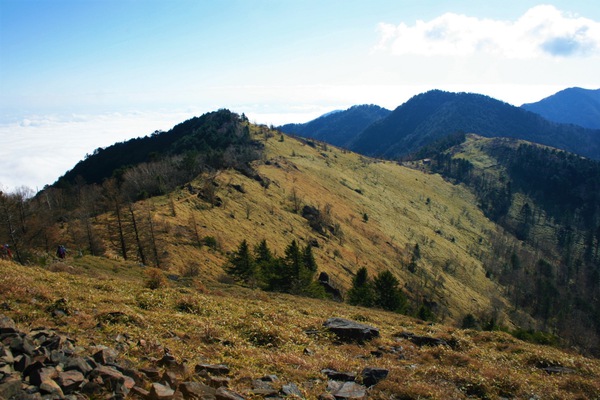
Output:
left=120, top=129, right=515, bottom=327
left=1, top=259, right=599, bottom=399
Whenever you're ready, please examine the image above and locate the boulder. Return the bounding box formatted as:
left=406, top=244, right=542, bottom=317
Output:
left=323, top=318, right=379, bottom=342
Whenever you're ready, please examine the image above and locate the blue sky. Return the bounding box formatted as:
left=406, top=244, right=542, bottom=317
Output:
left=1, top=0, right=599, bottom=190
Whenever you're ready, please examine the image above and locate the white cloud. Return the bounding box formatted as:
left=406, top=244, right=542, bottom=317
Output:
left=376, top=5, right=600, bottom=58
left=0, top=111, right=199, bottom=192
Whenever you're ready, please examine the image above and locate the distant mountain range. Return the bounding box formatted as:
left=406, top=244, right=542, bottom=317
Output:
left=278, top=104, right=390, bottom=147
left=279, top=89, right=600, bottom=160
left=521, top=87, right=600, bottom=130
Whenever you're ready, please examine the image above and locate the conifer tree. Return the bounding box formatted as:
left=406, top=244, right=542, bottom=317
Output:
left=347, top=267, right=374, bottom=307
left=225, top=239, right=255, bottom=284
left=373, top=270, right=406, bottom=312
left=254, top=239, right=277, bottom=289
left=302, top=243, right=317, bottom=272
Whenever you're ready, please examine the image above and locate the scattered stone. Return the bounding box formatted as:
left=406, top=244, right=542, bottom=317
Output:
left=321, top=369, right=356, bottom=382
left=141, top=366, right=162, bottom=381
left=196, top=363, right=231, bottom=376
left=178, top=381, right=217, bottom=399
left=93, top=347, right=118, bottom=364
left=0, top=376, right=21, bottom=399
left=29, top=366, right=58, bottom=386
left=327, top=381, right=367, bottom=399
left=216, top=386, right=246, bottom=400
left=323, top=318, right=379, bottom=342
left=541, top=366, right=576, bottom=374
left=251, top=387, right=280, bottom=397
left=260, top=374, right=279, bottom=383
left=282, top=382, right=302, bottom=397
left=361, top=367, right=389, bottom=387
left=208, top=375, right=230, bottom=388
left=40, top=378, right=64, bottom=397
left=64, top=356, right=93, bottom=375
left=131, top=385, right=151, bottom=398
left=0, top=314, right=17, bottom=332
left=397, top=332, right=448, bottom=347
left=158, top=353, right=179, bottom=369
left=150, top=382, right=175, bottom=399
left=58, top=369, right=85, bottom=393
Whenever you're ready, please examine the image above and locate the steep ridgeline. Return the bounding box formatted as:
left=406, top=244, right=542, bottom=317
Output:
left=349, top=90, right=600, bottom=160
left=522, top=87, right=600, bottom=130
left=55, top=110, right=260, bottom=190
left=278, top=104, right=390, bottom=147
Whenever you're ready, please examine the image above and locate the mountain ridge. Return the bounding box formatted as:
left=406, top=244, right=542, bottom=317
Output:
left=278, top=104, right=390, bottom=147
left=521, top=87, right=600, bottom=129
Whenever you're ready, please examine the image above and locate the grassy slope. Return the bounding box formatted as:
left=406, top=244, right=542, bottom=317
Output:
left=1, top=258, right=599, bottom=399
left=145, top=129, right=506, bottom=323
left=3, top=130, right=600, bottom=398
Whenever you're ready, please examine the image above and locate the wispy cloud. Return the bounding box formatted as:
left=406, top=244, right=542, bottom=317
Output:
left=376, top=5, right=600, bottom=58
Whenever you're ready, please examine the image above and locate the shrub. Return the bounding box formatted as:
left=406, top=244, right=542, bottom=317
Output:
left=145, top=268, right=167, bottom=290
left=203, top=236, right=219, bottom=250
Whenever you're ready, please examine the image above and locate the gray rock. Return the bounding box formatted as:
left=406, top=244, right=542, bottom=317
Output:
left=150, top=382, right=175, bottom=399
left=282, top=382, right=303, bottom=397
left=0, top=375, right=22, bottom=399
left=216, top=386, right=245, bottom=400
left=323, top=318, right=379, bottom=342
left=58, top=369, right=86, bottom=394
left=40, top=379, right=64, bottom=397
left=361, top=367, right=388, bottom=387
left=321, top=369, right=356, bottom=382
left=93, top=347, right=118, bottom=365
left=13, top=354, right=31, bottom=372
left=64, top=356, right=93, bottom=375
left=0, top=314, right=17, bottom=333
left=9, top=335, right=35, bottom=356
left=178, top=381, right=217, bottom=399
left=29, top=366, right=58, bottom=386
left=195, top=363, right=230, bottom=376
left=397, top=332, right=447, bottom=347
left=327, top=381, right=367, bottom=399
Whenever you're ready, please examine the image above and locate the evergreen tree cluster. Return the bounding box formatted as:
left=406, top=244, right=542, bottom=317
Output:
left=225, top=239, right=325, bottom=298
left=347, top=267, right=407, bottom=313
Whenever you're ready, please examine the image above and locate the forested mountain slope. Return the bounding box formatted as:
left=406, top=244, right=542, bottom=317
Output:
left=278, top=104, right=390, bottom=147
left=522, top=87, right=600, bottom=129
left=349, top=90, right=600, bottom=160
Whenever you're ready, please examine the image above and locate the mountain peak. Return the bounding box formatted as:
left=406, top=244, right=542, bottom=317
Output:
left=521, top=87, right=600, bottom=129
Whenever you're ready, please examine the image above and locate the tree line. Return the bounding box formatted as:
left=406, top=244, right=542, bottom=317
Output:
left=225, top=238, right=409, bottom=314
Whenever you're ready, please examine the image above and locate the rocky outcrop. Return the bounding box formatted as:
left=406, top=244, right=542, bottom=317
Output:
left=1, top=314, right=390, bottom=399
left=0, top=314, right=246, bottom=399
left=323, top=318, right=379, bottom=342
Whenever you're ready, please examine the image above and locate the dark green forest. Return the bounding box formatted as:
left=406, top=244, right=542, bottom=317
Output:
left=349, top=90, right=600, bottom=160
left=56, top=109, right=261, bottom=194
left=426, top=138, right=600, bottom=355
